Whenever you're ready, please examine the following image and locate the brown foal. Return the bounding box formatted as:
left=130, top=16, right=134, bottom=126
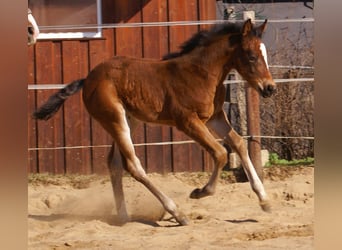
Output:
left=33, top=19, right=276, bottom=225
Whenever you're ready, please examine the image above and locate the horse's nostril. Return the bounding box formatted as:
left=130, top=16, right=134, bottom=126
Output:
left=267, top=85, right=275, bottom=93
left=261, top=84, right=276, bottom=98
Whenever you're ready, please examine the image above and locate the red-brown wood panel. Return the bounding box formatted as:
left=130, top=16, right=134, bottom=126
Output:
left=62, top=40, right=92, bottom=174
left=168, top=0, right=205, bottom=172
left=35, top=41, right=65, bottom=174
left=88, top=38, right=113, bottom=174
left=141, top=0, right=172, bottom=173
left=142, top=0, right=168, bottom=59
left=168, top=0, right=190, bottom=173
left=198, top=0, right=217, bottom=30
left=101, top=0, right=116, bottom=23
left=199, top=0, right=217, bottom=172
left=112, top=0, right=147, bottom=171
left=102, top=28, right=115, bottom=59
left=185, top=1, right=207, bottom=172
left=28, top=45, right=38, bottom=173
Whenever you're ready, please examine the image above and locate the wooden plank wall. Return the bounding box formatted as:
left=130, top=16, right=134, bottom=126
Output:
left=28, top=0, right=217, bottom=175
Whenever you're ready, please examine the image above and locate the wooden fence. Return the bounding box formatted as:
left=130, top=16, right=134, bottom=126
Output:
left=28, top=0, right=217, bottom=174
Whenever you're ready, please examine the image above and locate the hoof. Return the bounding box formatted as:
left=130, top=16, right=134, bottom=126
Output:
left=190, top=188, right=203, bottom=199
left=190, top=187, right=213, bottom=199
left=111, top=215, right=130, bottom=226
left=260, top=200, right=272, bottom=213
left=175, top=212, right=190, bottom=226
left=177, top=217, right=190, bottom=226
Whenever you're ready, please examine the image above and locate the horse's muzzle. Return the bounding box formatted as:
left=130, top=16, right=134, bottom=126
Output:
left=260, top=84, right=276, bottom=98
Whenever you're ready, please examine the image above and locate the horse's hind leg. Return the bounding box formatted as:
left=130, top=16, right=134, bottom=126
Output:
left=107, top=142, right=129, bottom=224
left=107, top=116, right=140, bottom=224
left=206, top=110, right=271, bottom=212
left=99, top=105, right=189, bottom=226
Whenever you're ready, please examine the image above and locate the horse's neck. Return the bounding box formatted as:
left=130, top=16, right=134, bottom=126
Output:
left=187, top=42, right=235, bottom=85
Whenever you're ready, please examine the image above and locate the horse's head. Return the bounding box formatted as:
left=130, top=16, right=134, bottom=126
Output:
left=28, top=9, right=39, bottom=46
left=234, top=19, right=276, bottom=98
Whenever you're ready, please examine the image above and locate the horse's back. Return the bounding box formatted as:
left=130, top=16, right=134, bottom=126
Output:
left=82, top=56, right=168, bottom=123
left=82, top=54, right=227, bottom=126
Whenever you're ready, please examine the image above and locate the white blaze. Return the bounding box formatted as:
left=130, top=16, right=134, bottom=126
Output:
left=260, top=43, right=269, bottom=69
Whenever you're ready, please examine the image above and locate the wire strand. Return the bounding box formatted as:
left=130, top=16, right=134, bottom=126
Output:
left=28, top=135, right=314, bottom=151
left=37, top=18, right=315, bottom=31
left=28, top=78, right=314, bottom=90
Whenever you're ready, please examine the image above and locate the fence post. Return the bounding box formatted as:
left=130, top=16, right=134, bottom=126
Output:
left=243, top=11, right=263, bottom=181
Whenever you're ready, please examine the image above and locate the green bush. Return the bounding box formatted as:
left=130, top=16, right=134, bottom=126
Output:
left=266, top=153, right=314, bottom=167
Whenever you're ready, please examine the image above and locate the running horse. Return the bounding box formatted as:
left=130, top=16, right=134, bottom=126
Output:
left=28, top=8, right=39, bottom=45
left=33, top=19, right=276, bottom=225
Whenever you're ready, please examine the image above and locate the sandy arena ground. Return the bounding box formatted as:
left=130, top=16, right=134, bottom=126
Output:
left=28, top=166, right=314, bottom=249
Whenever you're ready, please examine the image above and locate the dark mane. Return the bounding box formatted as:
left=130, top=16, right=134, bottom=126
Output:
left=162, top=23, right=243, bottom=60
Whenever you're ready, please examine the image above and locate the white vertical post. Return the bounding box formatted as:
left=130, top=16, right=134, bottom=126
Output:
left=243, top=11, right=255, bottom=22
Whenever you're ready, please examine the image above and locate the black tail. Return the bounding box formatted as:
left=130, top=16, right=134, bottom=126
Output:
left=32, top=79, right=85, bottom=120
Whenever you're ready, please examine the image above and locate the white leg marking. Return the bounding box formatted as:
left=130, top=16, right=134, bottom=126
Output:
left=120, top=112, right=148, bottom=179
left=245, top=153, right=268, bottom=202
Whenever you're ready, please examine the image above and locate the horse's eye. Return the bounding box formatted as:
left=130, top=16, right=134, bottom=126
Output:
left=249, top=55, right=257, bottom=63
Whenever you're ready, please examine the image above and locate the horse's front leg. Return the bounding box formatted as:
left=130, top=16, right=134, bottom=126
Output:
left=205, top=110, right=271, bottom=212
left=175, top=114, right=228, bottom=199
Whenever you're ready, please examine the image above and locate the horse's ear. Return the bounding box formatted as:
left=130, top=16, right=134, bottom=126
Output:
left=242, top=19, right=253, bottom=36
left=255, top=19, right=268, bottom=38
